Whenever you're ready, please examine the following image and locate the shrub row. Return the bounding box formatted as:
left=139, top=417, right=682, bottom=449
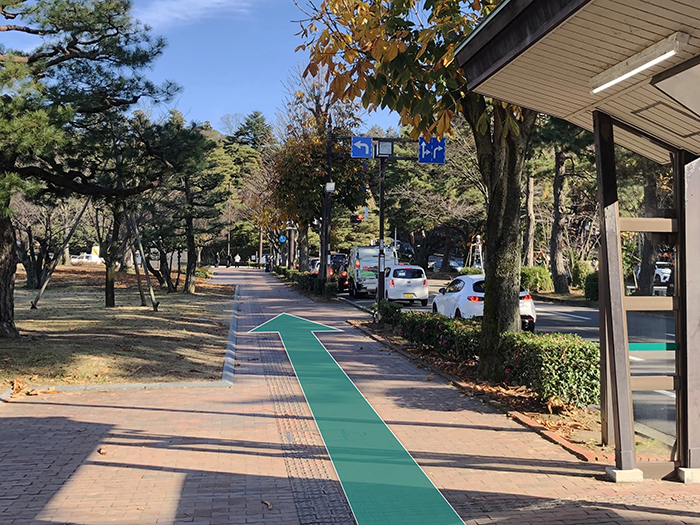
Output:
left=571, top=259, right=594, bottom=289
left=520, top=266, right=553, bottom=292
left=379, top=304, right=599, bottom=408
left=584, top=271, right=599, bottom=301
left=274, top=267, right=337, bottom=299
left=500, top=331, right=600, bottom=407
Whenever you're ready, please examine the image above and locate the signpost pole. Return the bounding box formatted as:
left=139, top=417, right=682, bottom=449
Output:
left=377, top=157, right=386, bottom=303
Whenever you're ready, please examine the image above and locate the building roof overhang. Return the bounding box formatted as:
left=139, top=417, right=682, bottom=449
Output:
left=456, top=0, right=700, bottom=164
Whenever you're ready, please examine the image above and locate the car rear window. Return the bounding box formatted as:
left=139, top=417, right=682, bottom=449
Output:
left=393, top=268, right=424, bottom=279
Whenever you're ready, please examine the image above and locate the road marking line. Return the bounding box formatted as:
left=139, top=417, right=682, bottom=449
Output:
left=666, top=333, right=675, bottom=337
left=538, top=310, right=592, bottom=321
left=654, top=390, right=677, bottom=399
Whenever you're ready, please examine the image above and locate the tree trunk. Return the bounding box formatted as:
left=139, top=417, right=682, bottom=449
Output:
left=63, top=244, right=71, bottom=265
left=462, top=96, right=537, bottom=382
left=0, top=215, right=19, bottom=338
left=298, top=224, right=309, bottom=272
left=104, top=207, right=123, bottom=308
left=146, top=256, right=166, bottom=288
left=440, top=227, right=453, bottom=272
left=156, top=243, right=175, bottom=292
left=258, top=227, right=264, bottom=268
left=184, top=216, right=197, bottom=294
left=175, top=249, right=182, bottom=291
left=105, top=262, right=116, bottom=307
left=550, top=149, right=569, bottom=294
left=523, top=173, right=536, bottom=266
left=638, top=171, right=658, bottom=295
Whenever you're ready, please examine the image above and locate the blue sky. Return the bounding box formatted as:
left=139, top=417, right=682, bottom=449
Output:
left=2, top=0, right=400, bottom=134
left=128, top=0, right=401, bottom=134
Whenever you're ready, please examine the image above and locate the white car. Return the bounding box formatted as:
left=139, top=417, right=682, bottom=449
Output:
left=71, top=253, right=104, bottom=265
left=383, top=265, right=429, bottom=306
left=432, top=274, right=537, bottom=331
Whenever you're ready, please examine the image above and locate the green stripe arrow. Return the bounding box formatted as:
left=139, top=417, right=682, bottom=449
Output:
left=250, top=313, right=463, bottom=525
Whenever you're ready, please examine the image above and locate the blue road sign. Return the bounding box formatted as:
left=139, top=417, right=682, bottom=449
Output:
left=351, top=136, right=373, bottom=159
left=418, top=137, right=446, bottom=164
left=279, top=235, right=287, bottom=243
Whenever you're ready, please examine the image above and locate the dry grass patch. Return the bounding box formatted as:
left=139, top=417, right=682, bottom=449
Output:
left=2, top=266, right=235, bottom=390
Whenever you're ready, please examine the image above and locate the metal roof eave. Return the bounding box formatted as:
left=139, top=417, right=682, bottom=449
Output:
left=456, top=0, right=592, bottom=92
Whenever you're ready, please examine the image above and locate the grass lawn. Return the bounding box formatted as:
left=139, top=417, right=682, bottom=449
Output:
left=1, top=266, right=235, bottom=391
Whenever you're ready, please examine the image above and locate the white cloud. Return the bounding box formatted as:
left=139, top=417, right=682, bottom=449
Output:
left=133, top=0, right=254, bottom=30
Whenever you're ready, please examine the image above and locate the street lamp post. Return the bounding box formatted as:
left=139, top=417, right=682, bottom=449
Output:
left=321, top=118, right=334, bottom=281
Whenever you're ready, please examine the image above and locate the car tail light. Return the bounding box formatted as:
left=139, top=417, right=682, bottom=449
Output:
left=330, top=268, right=334, bottom=276
left=390, top=279, right=395, bottom=287
left=355, top=260, right=360, bottom=268
left=467, top=296, right=483, bottom=302
left=341, top=271, right=347, bottom=277
left=423, top=279, right=428, bottom=287
left=522, top=294, right=532, bottom=301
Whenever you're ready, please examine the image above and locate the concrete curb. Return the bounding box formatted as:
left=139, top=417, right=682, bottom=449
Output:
left=346, top=319, right=610, bottom=466
left=531, top=292, right=598, bottom=309
left=221, top=286, right=240, bottom=385
left=1, top=380, right=232, bottom=404
left=337, top=296, right=373, bottom=315
left=2, top=286, right=241, bottom=403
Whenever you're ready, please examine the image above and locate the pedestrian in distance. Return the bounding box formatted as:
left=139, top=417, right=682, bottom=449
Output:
left=226, top=254, right=231, bottom=268
left=215, top=252, right=220, bottom=268
left=234, top=253, right=241, bottom=268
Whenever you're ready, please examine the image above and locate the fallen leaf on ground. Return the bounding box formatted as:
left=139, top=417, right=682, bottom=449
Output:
left=262, top=499, right=273, bottom=510
left=97, top=447, right=107, bottom=455
left=78, top=428, right=87, bottom=432
left=10, top=378, right=26, bottom=396
left=425, top=374, right=434, bottom=381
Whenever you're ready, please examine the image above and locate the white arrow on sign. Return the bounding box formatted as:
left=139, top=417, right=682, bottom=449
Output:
left=420, top=141, right=431, bottom=159
left=353, top=140, right=370, bottom=154
left=433, top=145, right=444, bottom=159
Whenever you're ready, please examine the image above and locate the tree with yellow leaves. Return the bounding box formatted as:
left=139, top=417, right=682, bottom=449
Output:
left=296, top=0, right=537, bottom=381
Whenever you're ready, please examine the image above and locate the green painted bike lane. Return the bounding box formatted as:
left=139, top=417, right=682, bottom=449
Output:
left=251, top=314, right=463, bottom=525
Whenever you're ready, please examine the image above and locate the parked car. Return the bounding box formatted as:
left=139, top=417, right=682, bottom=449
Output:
left=336, top=264, right=350, bottom=292
left=432, top=274, right=537, bottom=331
left=633, top=261, right=673, bottom=285
left=427, top=255, right=464, bottom=273
left=347, top=245, right=399, bottom=298
left=383, top=265, right=429, bottom=306
left=310, top=259, right=321, bottom=275
left=71, top=253, right=104, bottom=265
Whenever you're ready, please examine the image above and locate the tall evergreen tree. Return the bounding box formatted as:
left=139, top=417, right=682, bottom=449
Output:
left=0, top=0, right=176, bottom=336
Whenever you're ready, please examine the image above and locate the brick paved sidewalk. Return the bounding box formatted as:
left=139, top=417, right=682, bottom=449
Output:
left=2, top=267, right=700, bottom=525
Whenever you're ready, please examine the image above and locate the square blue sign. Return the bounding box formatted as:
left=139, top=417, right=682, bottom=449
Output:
left=418, top=137, right=446, bottom=164
left=351, top=136, right=373, bottom=159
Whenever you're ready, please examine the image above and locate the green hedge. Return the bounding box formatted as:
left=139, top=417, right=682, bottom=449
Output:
left=571, top=259, right=593, bottom=289
left=501, top=331, right=600, bottom=407
left=400, top=311, right=481, bottom=362
left=458, top=267, right=484, bottom=276
left=521, top=266, right=553, bottom=292
left=381, top=309, right=599, bottom=408
left=274, top=266, right=336, bottom=298
left=584, top=272, right=599, bottom=301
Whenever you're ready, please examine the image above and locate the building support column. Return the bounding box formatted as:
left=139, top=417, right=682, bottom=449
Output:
left=679, top=154, right=700, bottom=479
left=593, top=111, right=638, bottom=477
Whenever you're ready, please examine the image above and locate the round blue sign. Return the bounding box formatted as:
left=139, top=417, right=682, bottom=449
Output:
left=279, top=235, right=287, bottom=243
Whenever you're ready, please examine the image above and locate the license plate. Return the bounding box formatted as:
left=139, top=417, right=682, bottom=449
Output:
left=403, top=293, right=414, bottom=298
